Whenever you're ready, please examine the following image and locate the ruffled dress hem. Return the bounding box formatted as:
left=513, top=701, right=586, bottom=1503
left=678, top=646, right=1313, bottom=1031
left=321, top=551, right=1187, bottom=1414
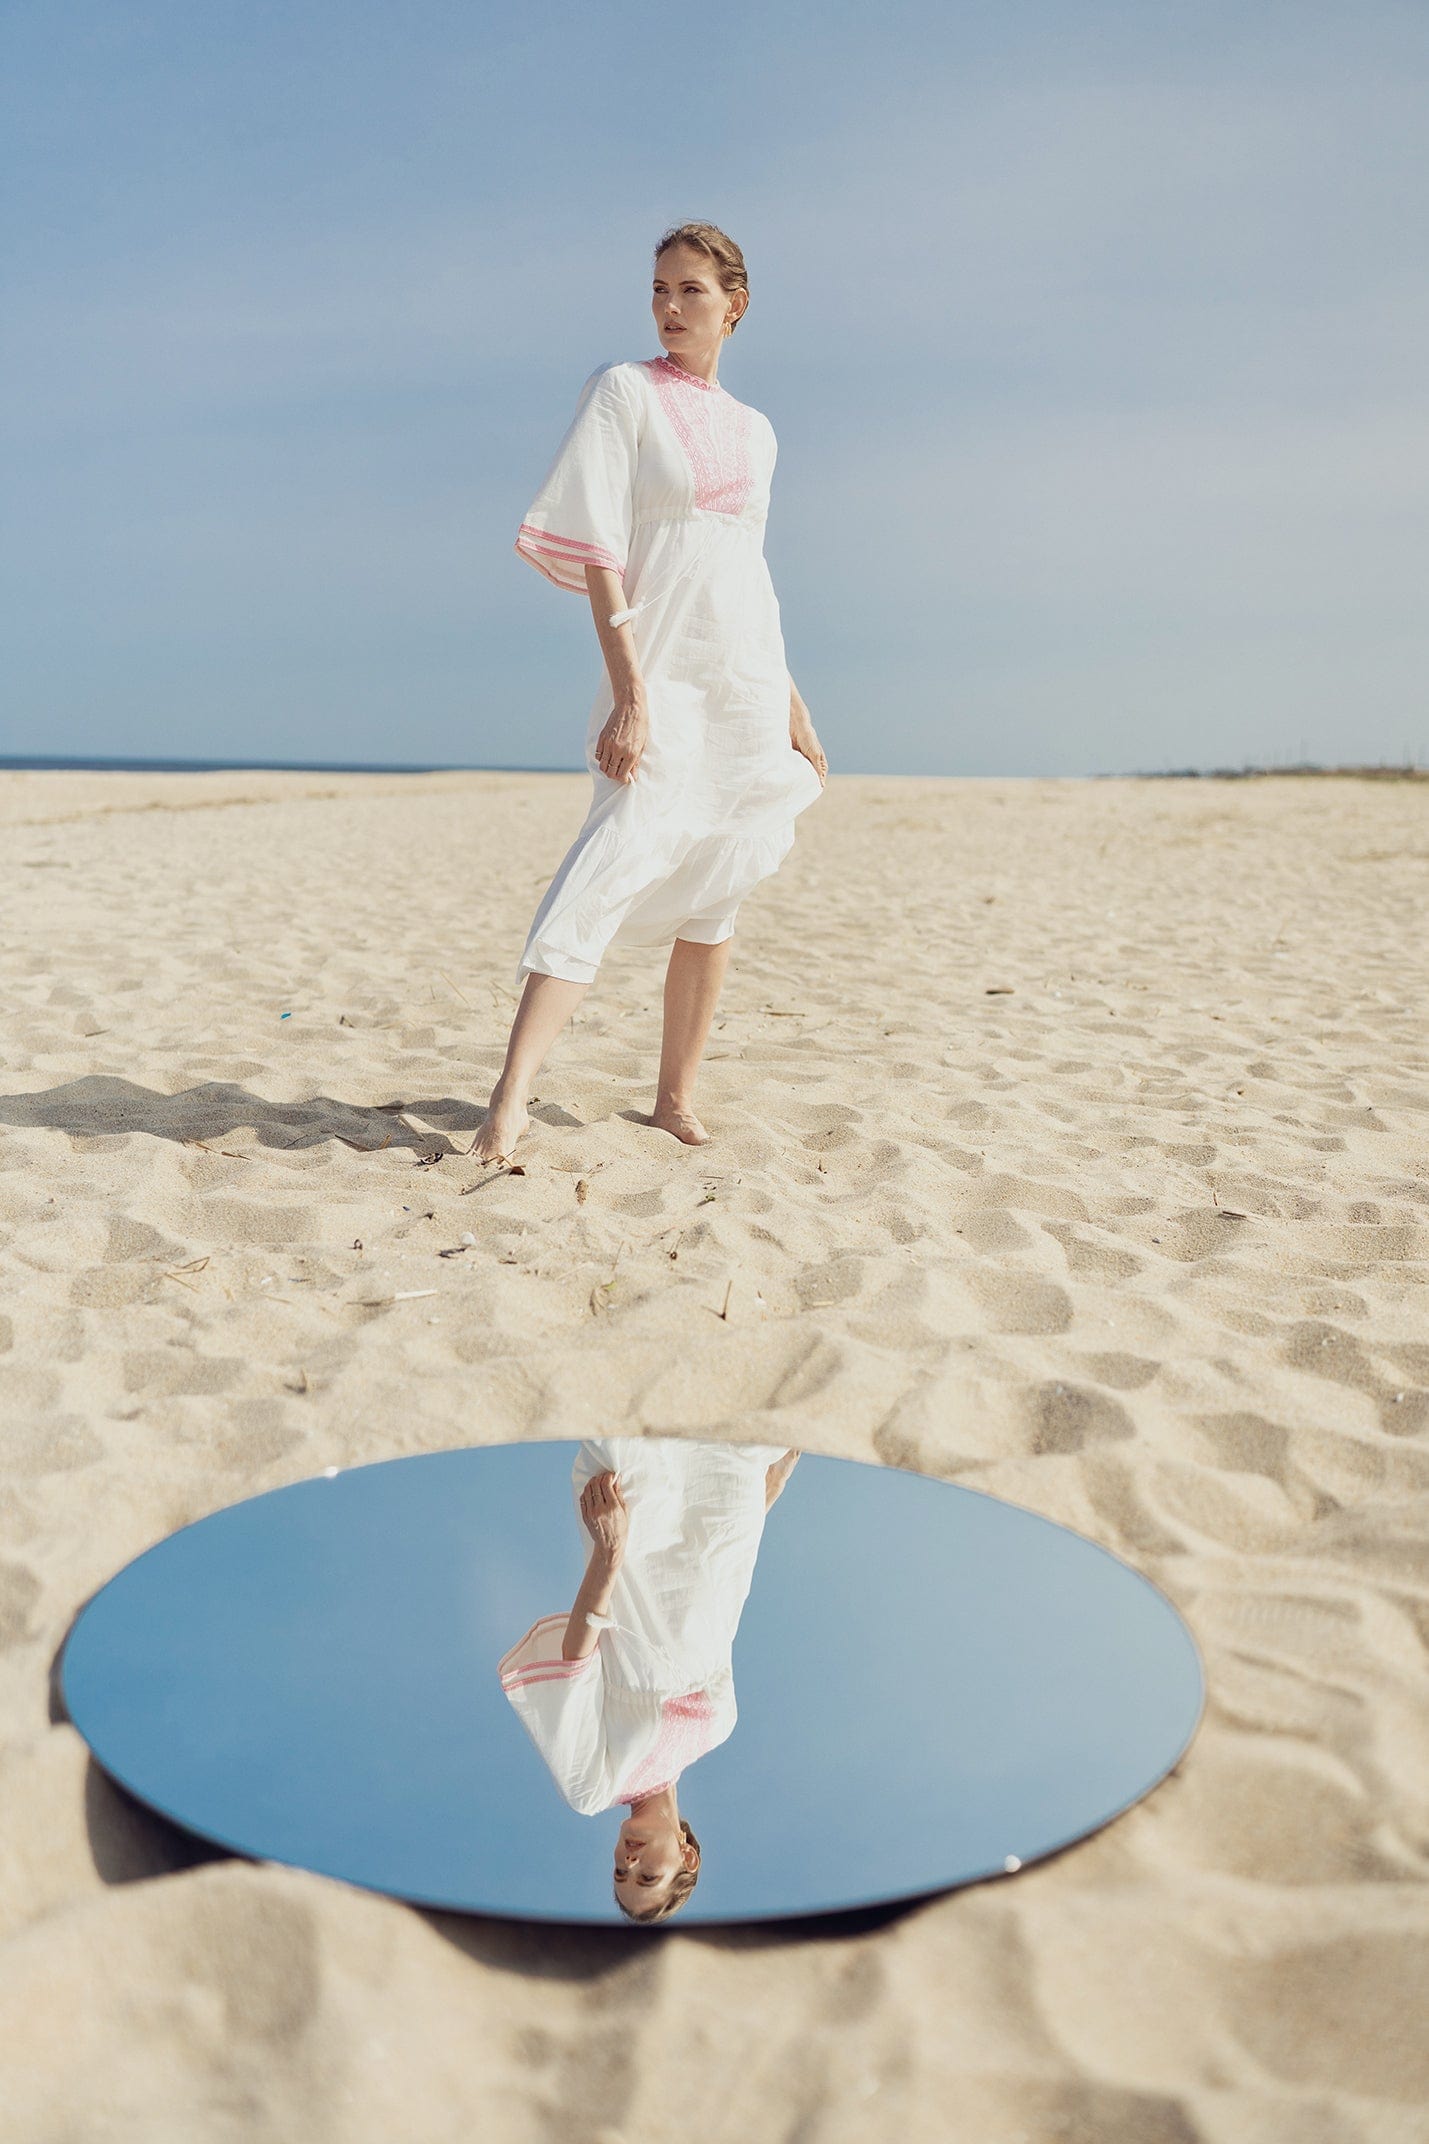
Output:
left=515, top=776, right=820, bottom=988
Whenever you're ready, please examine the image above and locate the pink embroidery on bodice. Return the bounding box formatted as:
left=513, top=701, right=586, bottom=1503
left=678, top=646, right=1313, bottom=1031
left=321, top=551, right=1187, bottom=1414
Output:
left=616, top=1688, right=719, bottom=1802
left=644, top=354, right=755, bottom=515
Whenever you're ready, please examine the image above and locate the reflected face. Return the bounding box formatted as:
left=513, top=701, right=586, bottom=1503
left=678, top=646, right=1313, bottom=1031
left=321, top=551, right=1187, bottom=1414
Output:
left=652, top=244, right=741, bottom=357
left=613, top=1812, right=695, bottom=1908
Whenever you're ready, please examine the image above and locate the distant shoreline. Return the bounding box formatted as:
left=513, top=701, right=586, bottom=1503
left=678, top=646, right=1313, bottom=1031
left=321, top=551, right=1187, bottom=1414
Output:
left=1112, top=761, right=1427, bottom=782
left=0, top=754, right=1422, bottom=781
left=0, top=754, right=584, bottom=777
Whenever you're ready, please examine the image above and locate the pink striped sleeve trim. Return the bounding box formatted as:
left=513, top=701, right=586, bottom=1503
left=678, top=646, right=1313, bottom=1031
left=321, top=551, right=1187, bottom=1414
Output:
left=501, top=1660, right=597, bottom=1689
left=516, top=522, right=624, bottom=579
left=518, top=522, right=623, bottom=562
left=498, top=1612, right=567, bottom=1675
left=513, top=537, right=582, bottom=593
left=498, top=1612, right=600, bottom=1687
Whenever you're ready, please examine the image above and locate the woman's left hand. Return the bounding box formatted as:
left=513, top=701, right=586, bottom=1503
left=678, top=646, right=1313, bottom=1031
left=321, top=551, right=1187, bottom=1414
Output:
left=790, top=709, right=828, bottom=785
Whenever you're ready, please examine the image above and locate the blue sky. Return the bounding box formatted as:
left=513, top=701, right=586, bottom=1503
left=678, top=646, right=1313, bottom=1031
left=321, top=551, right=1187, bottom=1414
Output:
left=3, top=1, right=1425, bottom=775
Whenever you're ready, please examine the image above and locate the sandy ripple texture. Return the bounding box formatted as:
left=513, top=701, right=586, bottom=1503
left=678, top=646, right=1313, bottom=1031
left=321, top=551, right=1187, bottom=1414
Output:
left=0, top=766, right=1426, bottom=2143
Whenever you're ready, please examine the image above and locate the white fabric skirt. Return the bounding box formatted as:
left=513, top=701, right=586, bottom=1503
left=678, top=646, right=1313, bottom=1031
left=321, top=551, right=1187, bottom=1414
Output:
left=517, top=512, right=824, bottom=987
left=571, top=1435, right=788, bottom=1691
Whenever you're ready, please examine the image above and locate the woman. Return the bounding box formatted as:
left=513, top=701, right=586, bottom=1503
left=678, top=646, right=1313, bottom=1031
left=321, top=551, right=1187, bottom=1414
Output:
left=472, top=222, right=828, bottom=1163
left=498, top=1436, right=800, bottom=1924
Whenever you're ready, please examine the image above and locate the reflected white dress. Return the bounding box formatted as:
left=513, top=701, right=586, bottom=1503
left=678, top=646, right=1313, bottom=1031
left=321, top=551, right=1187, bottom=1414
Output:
left=498, top=1436, right=787, bottom=1816
left=512, top=353, right=824, bottom=987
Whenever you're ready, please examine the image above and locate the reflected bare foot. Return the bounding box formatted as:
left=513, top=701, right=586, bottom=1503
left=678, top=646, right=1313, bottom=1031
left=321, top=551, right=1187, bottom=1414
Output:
left=650, top=1101, right=710, bottom=1145
left=468, top=1092, right=530, bottom=1163
left=765, top=1449, right=800, bottom=1510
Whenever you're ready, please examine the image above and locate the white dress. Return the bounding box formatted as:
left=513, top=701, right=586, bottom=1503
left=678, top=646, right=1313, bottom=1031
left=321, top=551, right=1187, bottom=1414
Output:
left=512, top=352, right=824, bottom=987
left=498, top=1436, right=787, bottom=1816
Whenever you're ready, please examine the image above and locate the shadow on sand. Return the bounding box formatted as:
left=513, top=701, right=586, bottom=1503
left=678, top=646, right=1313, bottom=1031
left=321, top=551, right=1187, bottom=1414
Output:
left=0, top=1074, right=584, bottom=1156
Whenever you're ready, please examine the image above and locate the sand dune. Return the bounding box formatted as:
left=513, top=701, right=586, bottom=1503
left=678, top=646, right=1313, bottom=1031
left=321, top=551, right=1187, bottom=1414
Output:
left=1, top=766, right=1426, bottom=2140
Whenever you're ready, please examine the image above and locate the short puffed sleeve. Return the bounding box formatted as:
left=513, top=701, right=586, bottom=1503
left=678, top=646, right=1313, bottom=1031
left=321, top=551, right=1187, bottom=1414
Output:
left=514, top=363, right=642, bottom=594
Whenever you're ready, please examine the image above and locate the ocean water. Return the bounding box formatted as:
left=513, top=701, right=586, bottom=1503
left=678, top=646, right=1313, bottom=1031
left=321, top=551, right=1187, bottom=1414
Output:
left=0, top=755, right=581, bottom=776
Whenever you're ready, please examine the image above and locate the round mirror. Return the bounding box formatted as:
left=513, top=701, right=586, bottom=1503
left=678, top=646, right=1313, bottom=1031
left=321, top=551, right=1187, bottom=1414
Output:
left=61, top=1438, right=1203, bottom=1926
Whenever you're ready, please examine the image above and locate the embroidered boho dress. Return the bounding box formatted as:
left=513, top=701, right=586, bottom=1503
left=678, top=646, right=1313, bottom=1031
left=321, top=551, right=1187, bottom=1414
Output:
left=497, top=1436, right=787, bottom=1817
left=512, top=353, right=824, bottom=986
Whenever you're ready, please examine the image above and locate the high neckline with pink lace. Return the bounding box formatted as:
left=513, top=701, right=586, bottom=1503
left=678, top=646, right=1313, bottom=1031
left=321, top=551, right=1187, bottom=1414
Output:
left=649, top=350, right=724, bottom=394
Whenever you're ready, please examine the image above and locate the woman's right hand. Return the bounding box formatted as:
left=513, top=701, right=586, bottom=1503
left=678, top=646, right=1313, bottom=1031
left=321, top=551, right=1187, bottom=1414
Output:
left=595, top=690, right=649, bottom=784
left=580, top=1470, right=629, bottom=1568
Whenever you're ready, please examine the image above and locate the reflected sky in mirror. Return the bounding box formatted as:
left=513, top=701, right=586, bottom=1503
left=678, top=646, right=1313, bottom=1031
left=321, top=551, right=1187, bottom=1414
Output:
left=61, top=1440, right=1204, bottom=1925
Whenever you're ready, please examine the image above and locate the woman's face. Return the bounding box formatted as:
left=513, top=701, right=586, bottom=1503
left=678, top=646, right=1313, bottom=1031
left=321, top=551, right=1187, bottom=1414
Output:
left=613, top=1812, right=696, bottom=1908
left=652, top=244, right=742, bottom=359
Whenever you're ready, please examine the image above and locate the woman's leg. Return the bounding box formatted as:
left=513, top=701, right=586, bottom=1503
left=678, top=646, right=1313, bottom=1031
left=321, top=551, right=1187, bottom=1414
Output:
left=470, top=971, right=590, bottom=1162
left=652, top=936, right=731, bottom=1145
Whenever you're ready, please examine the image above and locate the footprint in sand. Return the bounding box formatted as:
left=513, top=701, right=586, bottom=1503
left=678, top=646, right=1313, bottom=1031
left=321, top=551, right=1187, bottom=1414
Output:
left=1030, top=1381, right=1135, bottom=1454
left=966, top=1268, right=1073, bottom=1335
left=956, top=1210, right=1035, bottom=1252
left=0, top=1561, right=40, bottom=1648
left=6, top=1415, right=105, bottom=1475
left=1282, top=1320, right=1429, bottom=1437
left=1041, top=1221, right=1144, bottom=1281
left=1075, top=1351, right=1160, bottom=1390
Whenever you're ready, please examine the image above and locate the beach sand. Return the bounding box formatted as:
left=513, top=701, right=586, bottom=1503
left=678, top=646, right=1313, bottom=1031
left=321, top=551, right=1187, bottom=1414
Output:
left=1, top=766, right=1426, bottom=2141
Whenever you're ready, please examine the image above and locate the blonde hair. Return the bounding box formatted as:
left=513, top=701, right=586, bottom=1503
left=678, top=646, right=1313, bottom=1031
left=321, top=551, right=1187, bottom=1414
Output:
left=615, top=1819, right=702, bottom=1925
left=654, top=224, right=748, bottom=335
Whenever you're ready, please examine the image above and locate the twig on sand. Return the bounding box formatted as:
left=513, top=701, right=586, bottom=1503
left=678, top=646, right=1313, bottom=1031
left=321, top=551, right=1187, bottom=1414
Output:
left=437, top=969, right=472, bottom=1006
left=460, top=1161, right=525, bottom=1193
left=353, top=1288, right=439, bottom=1308
left=337, top=1128, right=395, bottom=1154
left=164, top=1255, right=210, bottom=1289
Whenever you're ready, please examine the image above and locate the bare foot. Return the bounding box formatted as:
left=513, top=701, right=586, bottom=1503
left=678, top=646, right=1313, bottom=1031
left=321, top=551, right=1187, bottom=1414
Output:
left=468, top=1092, right=530, bottom=1164
left=650, top=1101, right=710, bottom=1145
left=765, top=1449, right=800, bottom=1510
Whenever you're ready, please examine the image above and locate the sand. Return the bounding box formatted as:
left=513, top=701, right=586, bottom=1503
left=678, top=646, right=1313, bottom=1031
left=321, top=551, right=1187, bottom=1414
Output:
left=0, top=765, right=1426, bottom=2142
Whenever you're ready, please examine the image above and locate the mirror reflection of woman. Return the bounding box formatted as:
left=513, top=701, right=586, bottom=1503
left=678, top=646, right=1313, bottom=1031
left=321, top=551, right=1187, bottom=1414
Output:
left=498, top=1437, right=799, bottom=1923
